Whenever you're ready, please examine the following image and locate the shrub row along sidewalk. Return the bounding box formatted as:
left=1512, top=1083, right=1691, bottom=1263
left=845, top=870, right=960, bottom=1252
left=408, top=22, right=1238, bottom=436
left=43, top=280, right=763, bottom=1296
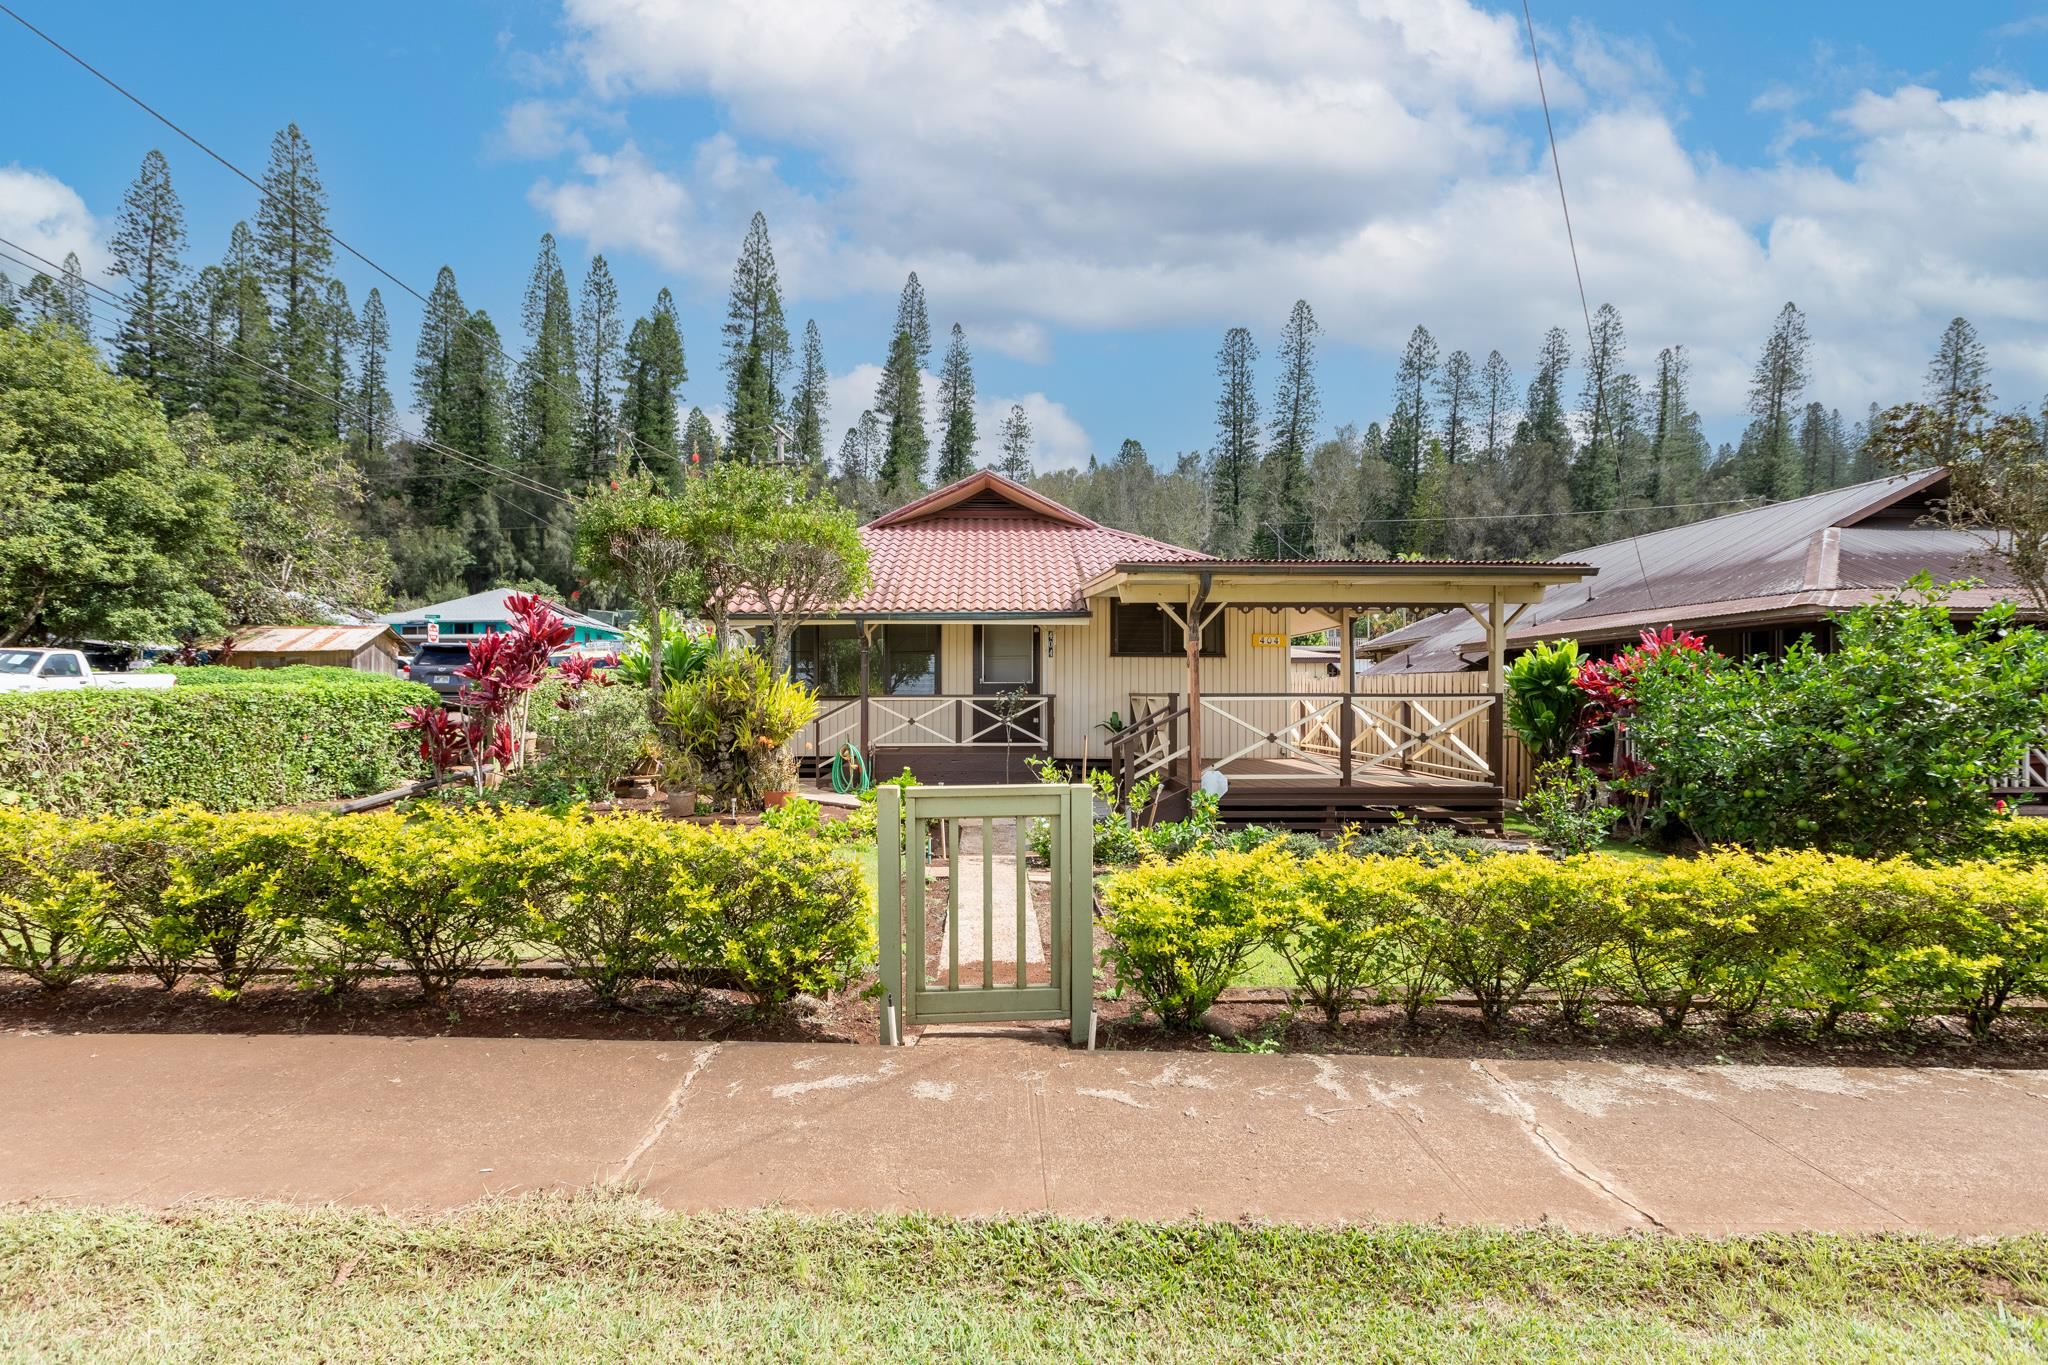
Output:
left=1100, top=844, right=2048, bottom=1036
left=0, top=807, right=874, bottom=1008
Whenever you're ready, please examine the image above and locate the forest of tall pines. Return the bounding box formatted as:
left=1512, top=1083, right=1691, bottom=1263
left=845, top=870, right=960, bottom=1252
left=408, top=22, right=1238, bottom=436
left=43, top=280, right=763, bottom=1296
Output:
left=4, top=126, right=2037, bottom=616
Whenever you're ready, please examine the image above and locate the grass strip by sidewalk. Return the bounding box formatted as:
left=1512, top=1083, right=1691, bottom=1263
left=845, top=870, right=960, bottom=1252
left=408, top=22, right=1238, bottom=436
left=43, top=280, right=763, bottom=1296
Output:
left=0, top=1195, right=2043, bottom=1362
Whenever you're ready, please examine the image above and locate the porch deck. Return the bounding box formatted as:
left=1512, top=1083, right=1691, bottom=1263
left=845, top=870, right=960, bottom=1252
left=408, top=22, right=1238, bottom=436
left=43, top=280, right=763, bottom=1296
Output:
left=1209, top=757, right=1503, bottom=833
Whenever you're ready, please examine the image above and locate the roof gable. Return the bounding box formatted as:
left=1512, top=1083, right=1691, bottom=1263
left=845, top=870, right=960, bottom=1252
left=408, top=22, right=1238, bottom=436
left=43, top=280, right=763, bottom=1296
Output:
left=867, top=469, right=1096, bottom=529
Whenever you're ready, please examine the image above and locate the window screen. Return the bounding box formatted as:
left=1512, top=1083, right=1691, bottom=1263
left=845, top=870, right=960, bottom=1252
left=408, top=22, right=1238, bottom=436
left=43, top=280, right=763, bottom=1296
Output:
left=979, top=625, right=1035, bottom=687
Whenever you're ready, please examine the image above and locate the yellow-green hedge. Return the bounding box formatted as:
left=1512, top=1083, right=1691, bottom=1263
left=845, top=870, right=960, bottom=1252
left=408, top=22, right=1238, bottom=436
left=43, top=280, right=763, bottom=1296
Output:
left=1099, top=846, right=2048, bottom=1036
left=0, top=806, right=874, bottom=1007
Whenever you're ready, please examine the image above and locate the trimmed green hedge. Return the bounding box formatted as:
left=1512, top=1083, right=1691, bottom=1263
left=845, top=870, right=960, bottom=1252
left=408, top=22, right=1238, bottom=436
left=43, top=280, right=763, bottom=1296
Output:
left=0, top=672, right=434, bottom=813
left=1101, top=845, right=2048, bottom=1037
left=0, top=806, right=874, bottom=1007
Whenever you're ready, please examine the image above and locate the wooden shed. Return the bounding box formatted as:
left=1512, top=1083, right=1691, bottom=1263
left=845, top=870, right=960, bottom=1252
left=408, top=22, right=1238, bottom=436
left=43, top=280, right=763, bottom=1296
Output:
left=225, top=625, right=406, bottom=676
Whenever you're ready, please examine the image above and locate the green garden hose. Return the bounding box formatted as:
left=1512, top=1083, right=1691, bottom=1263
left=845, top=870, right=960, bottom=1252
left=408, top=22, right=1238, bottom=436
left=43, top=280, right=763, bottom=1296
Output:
left=830, top=742, right=872, bottom=794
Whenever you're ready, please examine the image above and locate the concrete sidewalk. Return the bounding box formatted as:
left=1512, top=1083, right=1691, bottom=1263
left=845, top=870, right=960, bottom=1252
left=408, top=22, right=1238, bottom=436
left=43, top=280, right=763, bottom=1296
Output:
left=2, top=1031, right=2045, bottom=1235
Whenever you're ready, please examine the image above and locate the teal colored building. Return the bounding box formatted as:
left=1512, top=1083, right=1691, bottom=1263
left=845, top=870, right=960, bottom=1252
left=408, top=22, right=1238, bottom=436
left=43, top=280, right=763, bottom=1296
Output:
left=378, top=589, right=626, bottom=646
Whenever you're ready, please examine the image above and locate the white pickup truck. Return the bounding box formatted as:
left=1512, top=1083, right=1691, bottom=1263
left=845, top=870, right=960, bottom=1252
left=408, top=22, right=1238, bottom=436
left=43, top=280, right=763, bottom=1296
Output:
left=0, top=648, right=176, bottom=693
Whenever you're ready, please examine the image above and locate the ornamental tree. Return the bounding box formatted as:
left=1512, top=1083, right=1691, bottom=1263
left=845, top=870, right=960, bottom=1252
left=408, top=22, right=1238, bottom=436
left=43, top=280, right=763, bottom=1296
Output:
left=676, top=462, right=869, bottom=665
left=573, top=472, right=697, bottom=723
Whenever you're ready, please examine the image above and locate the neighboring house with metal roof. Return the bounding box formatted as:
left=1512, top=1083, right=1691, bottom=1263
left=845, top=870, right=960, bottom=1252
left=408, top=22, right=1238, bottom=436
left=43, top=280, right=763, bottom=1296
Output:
left=223, top=624, right=406, bottom=676
left=739, top=469, right=1592, bottom=830
left=377, top=589, right=626, bottom=647
left=1363, top=469, right=2028, bottom=674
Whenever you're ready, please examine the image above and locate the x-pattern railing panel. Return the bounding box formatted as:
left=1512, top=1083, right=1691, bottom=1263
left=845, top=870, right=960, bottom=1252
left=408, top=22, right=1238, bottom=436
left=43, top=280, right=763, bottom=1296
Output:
left=1348, top=695, right=1495, bottom=780
left=1202, top=695, right=1347, bottom=779
left=870, top=697, right=957, bottom=746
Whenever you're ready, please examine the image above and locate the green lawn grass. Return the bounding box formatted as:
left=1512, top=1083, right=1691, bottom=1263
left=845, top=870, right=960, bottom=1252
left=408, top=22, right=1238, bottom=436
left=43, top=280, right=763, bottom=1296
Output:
left=1, top=1198, right=2040, bottom=1362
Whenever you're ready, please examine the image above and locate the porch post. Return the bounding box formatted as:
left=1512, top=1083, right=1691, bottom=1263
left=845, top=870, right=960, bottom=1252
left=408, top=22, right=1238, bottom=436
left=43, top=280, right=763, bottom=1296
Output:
left=858, top=619, right=873, bottom=756
left=1184, top=576, right=1209, bottom=797
left=1338, top=609, right=1355, bottom=788
left=1484, top=589, right=1506, bottom=794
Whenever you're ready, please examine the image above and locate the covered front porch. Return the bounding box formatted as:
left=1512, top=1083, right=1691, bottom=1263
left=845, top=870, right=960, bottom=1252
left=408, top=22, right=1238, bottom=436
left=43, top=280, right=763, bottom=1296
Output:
left=1086, top=560, right=1594, bottom=832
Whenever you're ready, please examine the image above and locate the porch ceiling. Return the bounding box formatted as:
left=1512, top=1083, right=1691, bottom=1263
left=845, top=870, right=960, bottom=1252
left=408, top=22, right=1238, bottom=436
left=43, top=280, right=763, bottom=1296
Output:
left=1084, top=559, right=1596, bottom=609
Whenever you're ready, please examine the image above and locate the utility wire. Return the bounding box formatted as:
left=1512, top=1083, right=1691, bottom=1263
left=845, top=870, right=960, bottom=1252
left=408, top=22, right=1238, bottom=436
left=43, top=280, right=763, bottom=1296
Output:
left=1521, top=0, right=1593, bottom=352
left=0, top=1, right=675, bottom=470
left=1262, top=494, right=1763, bottom=536
left=0, top=233, right=572, bottom=510
left=19, top=279, right=563, bottom=535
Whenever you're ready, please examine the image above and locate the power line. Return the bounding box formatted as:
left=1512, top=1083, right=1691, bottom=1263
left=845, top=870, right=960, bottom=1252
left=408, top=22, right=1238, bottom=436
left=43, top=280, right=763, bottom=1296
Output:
left=1521, top=1, right=1594, bottom=353
left=13, top=272, right=562, bottom=536
left=0, top=1, right=674, bottom=471
left=1262, top=494, right=1763, bottom=536
left=0, top=233, right=572, bottom=511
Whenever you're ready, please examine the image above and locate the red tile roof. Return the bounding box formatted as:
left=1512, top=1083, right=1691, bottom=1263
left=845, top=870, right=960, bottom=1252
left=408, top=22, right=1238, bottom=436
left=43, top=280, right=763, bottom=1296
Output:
left=742, top=470, right=1210, bottom=618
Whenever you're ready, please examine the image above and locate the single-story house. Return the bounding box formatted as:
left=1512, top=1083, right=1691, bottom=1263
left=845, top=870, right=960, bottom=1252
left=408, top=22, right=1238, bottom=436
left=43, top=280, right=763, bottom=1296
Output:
left=1363, top=468, right=2029, bottom=672
left=224, top=624, right=405, bottom=675
left=736, top=469, right=1591, bottom=831
left=378, top=589, right=626, bottom=648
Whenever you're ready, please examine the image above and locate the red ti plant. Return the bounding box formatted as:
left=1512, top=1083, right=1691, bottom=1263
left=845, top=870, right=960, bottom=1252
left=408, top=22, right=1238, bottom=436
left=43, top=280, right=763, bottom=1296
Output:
left=397, top=593, right=597, bottom=791
left=1573, top=626, right=1709, bottom=732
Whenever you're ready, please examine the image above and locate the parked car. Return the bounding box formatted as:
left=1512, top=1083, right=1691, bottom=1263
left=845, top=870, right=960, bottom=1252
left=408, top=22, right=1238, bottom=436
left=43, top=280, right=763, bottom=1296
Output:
left=0, top=648, right=177, bottom=692
left=403, top=642, right=474, bottom=700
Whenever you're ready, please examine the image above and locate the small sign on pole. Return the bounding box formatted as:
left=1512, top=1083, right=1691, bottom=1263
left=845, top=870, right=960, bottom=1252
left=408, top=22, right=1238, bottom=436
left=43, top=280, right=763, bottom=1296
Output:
left=425, top=614, right=441, bottom=645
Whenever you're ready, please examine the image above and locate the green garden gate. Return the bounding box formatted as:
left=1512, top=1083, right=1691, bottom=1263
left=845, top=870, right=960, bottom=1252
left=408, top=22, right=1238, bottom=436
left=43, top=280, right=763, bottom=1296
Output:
left=875, top=783, right=1095, bottom=1045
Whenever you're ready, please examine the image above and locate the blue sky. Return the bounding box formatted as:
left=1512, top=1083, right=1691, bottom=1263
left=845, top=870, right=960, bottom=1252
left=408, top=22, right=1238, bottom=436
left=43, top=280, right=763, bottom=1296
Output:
left=4, top=1, right=2046, bottom=470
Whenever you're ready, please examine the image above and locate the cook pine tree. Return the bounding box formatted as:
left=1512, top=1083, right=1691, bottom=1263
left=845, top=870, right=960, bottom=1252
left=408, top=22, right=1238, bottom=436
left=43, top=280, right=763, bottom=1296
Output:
left=722, top=211, right=790, bottom=463
left=997, top=403, right=1033, bottom=481
left=107, top=149, right=189, bottom=405
left=935, top=322, right=978, bottom=483
left=1252, top=299, right=1319, bottom=558
left=255, top=123, right=338, bottom=443
left=1207, top=325, right=1260, bottom=555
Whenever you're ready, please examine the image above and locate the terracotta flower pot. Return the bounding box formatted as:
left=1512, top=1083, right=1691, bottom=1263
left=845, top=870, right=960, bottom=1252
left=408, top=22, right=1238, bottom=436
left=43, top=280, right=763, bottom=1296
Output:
left=762, top=789, right=793, bottom=809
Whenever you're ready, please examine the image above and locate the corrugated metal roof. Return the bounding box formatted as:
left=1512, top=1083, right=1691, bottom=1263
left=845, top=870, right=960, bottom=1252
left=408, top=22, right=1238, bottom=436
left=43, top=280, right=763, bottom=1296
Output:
left=378, top=588, right=619, bottom=634
left=1362, top=470, right=2020, bottom=671
left=232, top=624, right=399, bottom=654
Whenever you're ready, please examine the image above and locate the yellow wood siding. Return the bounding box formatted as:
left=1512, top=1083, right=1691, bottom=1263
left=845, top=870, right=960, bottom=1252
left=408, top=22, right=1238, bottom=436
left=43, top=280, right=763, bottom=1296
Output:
left=1044, top=604, right=1291, bottom=764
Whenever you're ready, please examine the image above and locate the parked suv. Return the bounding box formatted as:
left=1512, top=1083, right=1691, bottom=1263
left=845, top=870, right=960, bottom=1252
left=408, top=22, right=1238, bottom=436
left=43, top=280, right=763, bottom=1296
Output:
left=404, top=643, right=473, bottom=700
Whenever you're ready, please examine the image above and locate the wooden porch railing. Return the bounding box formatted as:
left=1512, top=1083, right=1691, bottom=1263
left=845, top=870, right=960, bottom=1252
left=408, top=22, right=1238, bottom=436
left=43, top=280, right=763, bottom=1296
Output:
left=1201, top=690, right=1502, bottom=786
left=1997, top=747, right=2048, bottom=798
left=796, top=695, right=1052, bottom=757
left=1107, top=694, right=1189, bottom=801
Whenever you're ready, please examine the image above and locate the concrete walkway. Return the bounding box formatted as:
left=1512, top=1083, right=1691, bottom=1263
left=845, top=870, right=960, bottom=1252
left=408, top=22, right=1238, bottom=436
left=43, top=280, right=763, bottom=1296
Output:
left=2, top=1032, right=2045, bottom=1234
left=935, top=858, right=1043, bottom=970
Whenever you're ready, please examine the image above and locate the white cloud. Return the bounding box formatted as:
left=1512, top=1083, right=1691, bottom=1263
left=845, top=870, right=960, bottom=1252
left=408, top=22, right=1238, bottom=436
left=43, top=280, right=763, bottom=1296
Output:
left=523, top=1, right=2048, bottom=432
left=969, top=320, right=1052, bottom=365
left=0, top=165, right=103, bottom=280
left=526, top=142, right=697, bottom=270
left=820, top=364, right=1092, bottom=473
left=495, top=99, right=595, bottom=158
